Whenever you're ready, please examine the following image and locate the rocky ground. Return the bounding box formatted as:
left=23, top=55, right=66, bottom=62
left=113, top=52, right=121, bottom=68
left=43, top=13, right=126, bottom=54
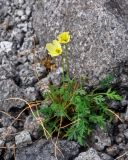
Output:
left=0, top=0, right=128, bottom=160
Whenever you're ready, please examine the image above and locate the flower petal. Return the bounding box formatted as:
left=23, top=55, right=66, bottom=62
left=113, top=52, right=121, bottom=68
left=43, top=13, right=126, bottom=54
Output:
left=46, top=43, right=55, bottom=53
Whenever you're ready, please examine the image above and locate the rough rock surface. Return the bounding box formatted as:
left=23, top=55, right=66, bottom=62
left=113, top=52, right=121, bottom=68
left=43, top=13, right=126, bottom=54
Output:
left=15, top=139, right=80, bottom=160
left=91, top=127, right=111, bottom=151
left=99, top=153, right=114, bottom=160
left=74, top=148, right=101, bottom=160
left=0, top=79, right=25, bottom=112
left=24, top=115, right=40, bottom=139
left=33, top=0, right=128, bottom=85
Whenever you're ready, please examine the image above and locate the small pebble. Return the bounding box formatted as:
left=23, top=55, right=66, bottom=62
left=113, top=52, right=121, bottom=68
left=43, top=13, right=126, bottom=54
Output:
left=106, top=145, right=119, bottom=157
left=25, top=7, right=31, bottom=16
left=16, top=10, right=24, bottom=17
left=115, top=133, right=125, bottom=144
left=15, top=130, right=32, bottom=147
left=124, top=129, right=128, bottom=139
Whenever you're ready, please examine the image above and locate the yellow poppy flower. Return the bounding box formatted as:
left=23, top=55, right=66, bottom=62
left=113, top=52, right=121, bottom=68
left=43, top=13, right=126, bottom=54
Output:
left=57, top=32, right=70, bottom=44
left=46, top=40, right=62, bottom=57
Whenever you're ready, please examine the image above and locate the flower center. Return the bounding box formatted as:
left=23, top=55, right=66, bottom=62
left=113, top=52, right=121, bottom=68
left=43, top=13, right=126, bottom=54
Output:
left=62, top=37, right=68, bottom=42
left=55, top=48, right=61, bottom=53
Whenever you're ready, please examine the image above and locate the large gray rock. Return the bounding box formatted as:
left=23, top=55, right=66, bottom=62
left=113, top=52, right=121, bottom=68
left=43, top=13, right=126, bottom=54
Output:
left=16, top=139, right=79, bottom=160
left=33, top=0, right=128, bottom=85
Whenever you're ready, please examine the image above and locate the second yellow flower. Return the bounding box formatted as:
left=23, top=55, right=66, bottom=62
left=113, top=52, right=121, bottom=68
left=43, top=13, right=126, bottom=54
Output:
left=46, top=40, right=62, bottom=57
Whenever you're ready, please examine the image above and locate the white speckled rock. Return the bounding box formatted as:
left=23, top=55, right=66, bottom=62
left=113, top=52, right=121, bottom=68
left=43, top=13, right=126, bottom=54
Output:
left=25, top=6, right=31, bottom=16
left=16, top=9, right=24, bottom=17
left=33, top=0, right=128, bottom=85
left=0, top=41, right=12, bottom=53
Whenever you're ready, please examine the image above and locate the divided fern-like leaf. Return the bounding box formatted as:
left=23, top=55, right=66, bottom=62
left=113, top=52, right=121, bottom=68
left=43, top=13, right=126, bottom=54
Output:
left=106, top=88, right=122, bottom=100
left=67, top=119, right=90, bottom=146
left=89, top=115, right=105, bottom=128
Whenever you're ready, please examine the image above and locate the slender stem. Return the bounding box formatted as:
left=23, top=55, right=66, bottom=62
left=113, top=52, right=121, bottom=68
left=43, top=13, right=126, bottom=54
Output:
left=60, top=119, right=78, bottom=129
left=55, top=116, right=63, bottom=158
left=115, top=152, right=128, bottom=160
left=88, top=93, right=107, bottom=97
left=65, top=44, right=69, bottom=80
left=79, top=75, right=83, bottom=89
left=91, top=86, right=100, bottom=95
left=61, top=55, right=65, bottom=83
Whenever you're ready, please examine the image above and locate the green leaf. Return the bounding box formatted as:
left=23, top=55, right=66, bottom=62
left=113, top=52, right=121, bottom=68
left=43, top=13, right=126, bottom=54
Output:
left=75, top=89, right=86, bottom=96
left=51, top=103, right=66, bottom=117
left=89, top=115, right=105, bottom=128
left=67, top=119, right=90, bottom=145
left=106, top=89, right=122, bottom=100
left=39, top=107, right=53, bottom=118
left=94, top=95, right=105, bottom=105
left=45, top=121, right=57, bottom=134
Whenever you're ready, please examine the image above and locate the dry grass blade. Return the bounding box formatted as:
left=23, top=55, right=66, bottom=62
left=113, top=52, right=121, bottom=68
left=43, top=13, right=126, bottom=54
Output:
left=107, top=109, right=123, bottom=123
left=4, top=97, right=63, bottom=159
left=115, top=152, right=128, bottom=160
